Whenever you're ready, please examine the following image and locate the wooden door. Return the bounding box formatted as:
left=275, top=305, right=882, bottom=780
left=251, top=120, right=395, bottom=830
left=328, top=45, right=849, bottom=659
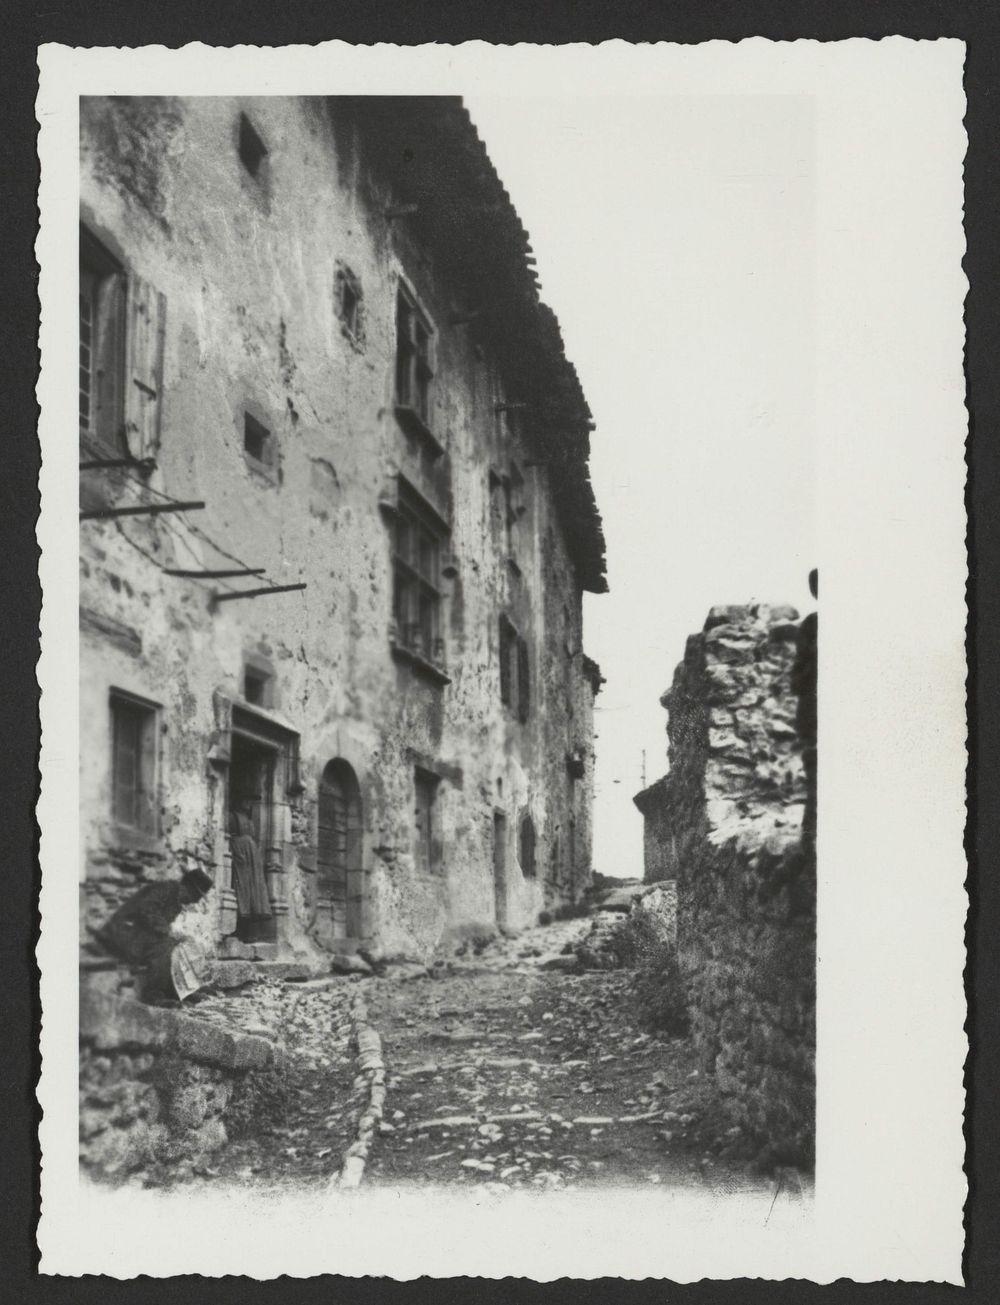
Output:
left=318, top=760, right=363, bottom=941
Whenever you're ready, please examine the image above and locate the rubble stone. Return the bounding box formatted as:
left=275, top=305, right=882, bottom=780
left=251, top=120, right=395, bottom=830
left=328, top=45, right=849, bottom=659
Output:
left=633, top=604, right=815, bottom=1165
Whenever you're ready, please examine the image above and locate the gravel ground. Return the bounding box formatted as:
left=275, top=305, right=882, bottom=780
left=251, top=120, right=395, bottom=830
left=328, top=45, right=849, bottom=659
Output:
left=159, top=918, right=806, bottom=1203
left=161, top=975, right=361, bottom=1192
left=364, top=919, right=773, bottom=1195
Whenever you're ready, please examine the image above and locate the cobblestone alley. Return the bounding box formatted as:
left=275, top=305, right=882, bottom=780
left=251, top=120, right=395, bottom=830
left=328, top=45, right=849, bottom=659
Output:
left=155, top=916, right=800, bottom=1200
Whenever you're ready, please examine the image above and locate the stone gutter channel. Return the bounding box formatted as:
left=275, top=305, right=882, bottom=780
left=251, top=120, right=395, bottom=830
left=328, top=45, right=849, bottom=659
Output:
left=333, top=985, right=385, bottom=1190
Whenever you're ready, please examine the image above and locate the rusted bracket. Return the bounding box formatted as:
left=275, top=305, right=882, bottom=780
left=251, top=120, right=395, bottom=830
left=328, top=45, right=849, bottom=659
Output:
left=80, top=500, right=205, bottom=521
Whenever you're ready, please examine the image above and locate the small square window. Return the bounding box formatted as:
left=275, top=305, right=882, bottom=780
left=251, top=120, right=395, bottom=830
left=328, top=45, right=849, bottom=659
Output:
left=343, top=281, right=359, bottom=332
left=243, top=666, right=272, bottom=707
left=238, top=113, right=268, bottom=179
left=244, top=412, right=271, bottom=466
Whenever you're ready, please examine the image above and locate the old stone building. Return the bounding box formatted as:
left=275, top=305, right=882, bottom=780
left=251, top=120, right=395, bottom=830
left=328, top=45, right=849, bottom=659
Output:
left=79, top=96, right=606, bottom=967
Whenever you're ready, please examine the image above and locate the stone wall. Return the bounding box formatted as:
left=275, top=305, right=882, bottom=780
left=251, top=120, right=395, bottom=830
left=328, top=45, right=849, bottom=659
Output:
left=638, top=603, right=815, bottom=1166
left=633, top=776, right=675, bottom=884
left=79, top=984, right=283, bottom=1179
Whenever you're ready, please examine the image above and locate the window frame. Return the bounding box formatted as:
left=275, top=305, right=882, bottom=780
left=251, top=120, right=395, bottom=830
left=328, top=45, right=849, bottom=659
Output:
left=390, top=478, right=449, bottom=678
left=242, top=409, right=277, bottom=480
left=109, top=689, right=160, bottom=841
left=395, top=282, right=436, bottom=434
left=80, top=226, right=126, bottom=455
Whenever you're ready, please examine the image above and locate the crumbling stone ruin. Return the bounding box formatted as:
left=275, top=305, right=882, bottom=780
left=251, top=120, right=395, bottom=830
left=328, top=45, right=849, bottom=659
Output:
left=634, top=603, right=816, bottom=1165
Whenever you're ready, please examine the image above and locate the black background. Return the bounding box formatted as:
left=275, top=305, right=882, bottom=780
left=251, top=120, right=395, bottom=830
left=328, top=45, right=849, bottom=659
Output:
left=3, top=1, right=996, bottom=1300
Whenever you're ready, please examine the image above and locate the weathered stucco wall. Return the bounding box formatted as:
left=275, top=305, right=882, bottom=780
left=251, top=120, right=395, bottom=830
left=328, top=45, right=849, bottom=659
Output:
left=637, top=604, right=815, bottom=1165
left=79, top=97, right=603, bottom=964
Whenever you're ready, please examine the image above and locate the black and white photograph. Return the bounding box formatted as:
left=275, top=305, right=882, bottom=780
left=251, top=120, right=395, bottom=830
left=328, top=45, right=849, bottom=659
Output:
left=37, top=39, right=967, bottom=1281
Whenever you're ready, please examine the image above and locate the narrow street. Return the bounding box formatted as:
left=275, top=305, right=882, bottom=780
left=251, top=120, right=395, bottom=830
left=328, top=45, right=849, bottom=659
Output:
left=157, top=915, right=802, bottom=1201
left=364, top=918, right=762, bottom=1194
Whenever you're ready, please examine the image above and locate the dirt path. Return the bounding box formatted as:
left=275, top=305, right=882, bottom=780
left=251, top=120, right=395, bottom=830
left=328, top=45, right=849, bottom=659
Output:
left=154, top=977, right=359, bottom=1192
left=364, top=920, right=765, bottom=1194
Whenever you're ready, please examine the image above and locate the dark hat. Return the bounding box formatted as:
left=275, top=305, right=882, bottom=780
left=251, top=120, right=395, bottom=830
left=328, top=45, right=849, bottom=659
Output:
left=181, top=868, right=214, bottom=897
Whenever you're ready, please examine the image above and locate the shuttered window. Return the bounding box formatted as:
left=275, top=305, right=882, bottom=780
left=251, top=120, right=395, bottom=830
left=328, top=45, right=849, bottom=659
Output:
left=80, top=225, right=166, bottom=463
left=79, top=227, right=125, bottom=451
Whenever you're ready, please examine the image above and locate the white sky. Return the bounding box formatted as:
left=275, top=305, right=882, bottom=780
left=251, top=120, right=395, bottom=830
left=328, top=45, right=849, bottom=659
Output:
left=466, top=95, right=818, bottom=878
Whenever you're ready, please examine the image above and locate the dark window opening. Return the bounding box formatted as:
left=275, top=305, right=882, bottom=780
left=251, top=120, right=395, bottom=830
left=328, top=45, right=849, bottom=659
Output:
left=517, top=636, right=531, bottom=723
left=498, top=615, right=531, bottom=721
left=392, top=481, right=447, bottom=668
left=396, top=285, right=434, bottom=428
left=506, top=463, right=525, bottom=558
left=244, top=412, right=271, bottom=467
left=243, top=665, right=272, bottom=707
left=239, top=113, right=268, bottom=179
left=335, top=265, right=364, bottom=346
left=80, top=227, right=125, bottom=451
left=499, top=614, right=515, bottom=706
left=519, top=813, right=537, bottom=878
left=342, top=281, right=358, bottom=332
left=414, top=767, right=442, bottom=876
left=110, top=691, right=158, bottom=835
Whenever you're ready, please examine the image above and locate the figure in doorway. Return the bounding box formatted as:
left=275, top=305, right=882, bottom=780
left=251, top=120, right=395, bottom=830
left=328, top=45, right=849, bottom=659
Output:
left=230, top=797, right=272, bottom=938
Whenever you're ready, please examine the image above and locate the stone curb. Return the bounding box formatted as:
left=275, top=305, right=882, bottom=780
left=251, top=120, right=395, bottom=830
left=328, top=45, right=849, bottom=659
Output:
left=331, top=985, right=384, bottom=1191
left=80, top=986, right=283, bottom=1072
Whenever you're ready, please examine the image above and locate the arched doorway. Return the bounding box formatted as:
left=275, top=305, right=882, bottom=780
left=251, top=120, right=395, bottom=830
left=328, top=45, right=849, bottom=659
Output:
left=317, top=759, right=364, bottom=941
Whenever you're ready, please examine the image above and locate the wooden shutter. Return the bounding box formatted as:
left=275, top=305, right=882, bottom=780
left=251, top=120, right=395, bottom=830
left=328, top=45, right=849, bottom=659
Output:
left=125, top=275, right=167, bottom=461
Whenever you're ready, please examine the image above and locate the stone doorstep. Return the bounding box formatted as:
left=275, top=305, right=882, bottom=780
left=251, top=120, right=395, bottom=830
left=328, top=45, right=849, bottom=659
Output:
left=80, top=987, right=281, bottom=1072
left=216, top=938, right=278, bottom=962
